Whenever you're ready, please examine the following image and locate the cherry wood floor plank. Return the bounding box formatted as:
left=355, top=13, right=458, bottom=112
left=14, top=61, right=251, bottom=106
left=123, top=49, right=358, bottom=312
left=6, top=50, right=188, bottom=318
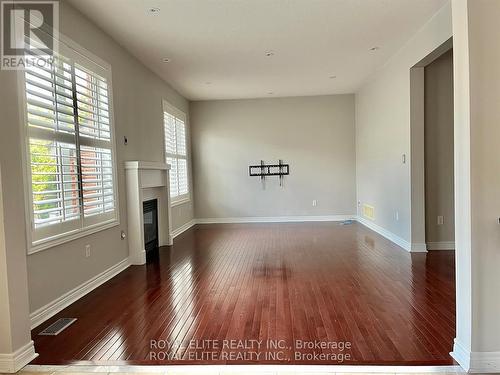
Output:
left=31, top=222, right=455, bottom=365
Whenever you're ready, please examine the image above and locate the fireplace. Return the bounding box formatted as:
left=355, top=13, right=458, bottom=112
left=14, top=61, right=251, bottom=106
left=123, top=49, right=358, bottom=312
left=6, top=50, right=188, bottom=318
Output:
left=143, top=199, right=159, bottom=262
left=125, top=161, right=172, bottom=265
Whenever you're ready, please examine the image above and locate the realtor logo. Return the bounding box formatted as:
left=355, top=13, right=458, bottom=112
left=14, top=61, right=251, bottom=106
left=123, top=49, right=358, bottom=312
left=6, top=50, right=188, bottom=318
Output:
left=1, top=0, right=58, bottom=70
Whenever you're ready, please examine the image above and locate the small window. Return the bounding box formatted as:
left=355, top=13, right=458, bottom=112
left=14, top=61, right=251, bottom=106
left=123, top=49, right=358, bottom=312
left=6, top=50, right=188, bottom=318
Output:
left=22, top=39, right=118, bottom=251
left=163, top=102, right=189, bottom=203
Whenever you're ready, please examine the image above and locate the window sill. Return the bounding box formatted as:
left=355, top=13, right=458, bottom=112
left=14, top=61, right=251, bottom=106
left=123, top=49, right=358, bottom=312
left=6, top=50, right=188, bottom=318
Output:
left=171, top=197, right=190, bottom=207
left=28, top=220, right=120, bottom=255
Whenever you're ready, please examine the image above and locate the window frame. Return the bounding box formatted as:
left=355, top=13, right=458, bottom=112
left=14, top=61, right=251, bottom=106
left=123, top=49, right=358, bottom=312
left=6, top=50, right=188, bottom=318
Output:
left=18, top=32, right=120, bottom=255
left=162, top=100, right=190, bottom=206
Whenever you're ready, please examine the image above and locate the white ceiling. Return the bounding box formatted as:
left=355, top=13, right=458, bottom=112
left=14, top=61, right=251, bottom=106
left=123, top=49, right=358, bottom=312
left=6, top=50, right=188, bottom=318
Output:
left=68, top=0, right=446, bottom=101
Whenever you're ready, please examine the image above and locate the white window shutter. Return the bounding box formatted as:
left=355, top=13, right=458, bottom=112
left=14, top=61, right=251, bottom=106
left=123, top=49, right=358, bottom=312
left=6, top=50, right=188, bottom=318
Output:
left=163, top=105, right=189, bottom=201
left=24, top=51, right=117, bottom=246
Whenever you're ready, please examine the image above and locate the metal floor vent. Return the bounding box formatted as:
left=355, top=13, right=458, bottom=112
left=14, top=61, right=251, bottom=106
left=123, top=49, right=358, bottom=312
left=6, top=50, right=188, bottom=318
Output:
left=39, top=318, right=77, bottom=336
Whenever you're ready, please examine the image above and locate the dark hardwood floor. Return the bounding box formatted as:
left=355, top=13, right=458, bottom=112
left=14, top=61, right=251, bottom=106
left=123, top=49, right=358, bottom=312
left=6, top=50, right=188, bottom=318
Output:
left=31, top=222, right=455, bottom=366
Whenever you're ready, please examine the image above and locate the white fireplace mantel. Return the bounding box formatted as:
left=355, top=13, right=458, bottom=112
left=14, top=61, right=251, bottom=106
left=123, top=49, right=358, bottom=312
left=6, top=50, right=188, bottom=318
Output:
left=125, top=161, right=172, bottom=265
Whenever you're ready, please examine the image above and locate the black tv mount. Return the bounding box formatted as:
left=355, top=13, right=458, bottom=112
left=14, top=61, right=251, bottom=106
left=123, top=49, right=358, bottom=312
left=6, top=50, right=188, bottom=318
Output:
left=249, top=160, right=289, bottom=186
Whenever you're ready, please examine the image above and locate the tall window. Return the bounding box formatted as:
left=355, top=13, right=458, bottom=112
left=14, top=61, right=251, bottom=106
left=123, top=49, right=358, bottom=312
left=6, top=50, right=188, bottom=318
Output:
left=23, top=43, right=117, bottom=250
left=163, top=102, right=189, bottom=203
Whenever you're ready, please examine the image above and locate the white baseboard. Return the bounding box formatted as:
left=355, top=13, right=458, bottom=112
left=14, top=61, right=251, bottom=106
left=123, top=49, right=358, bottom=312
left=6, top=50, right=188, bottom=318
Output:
left=0, top=341, right=38, bottom=373
left=30, top=258, right=131, bottom=329
left=469, top=351, right=500, bottom=373
left=130, top=250, right=146, bottom=266
left=451, top=338, right=500, bottom=373
left=195, top=215, right=355, bottom=224
left=451, top=338, right=470, bottom=371
left=427, top=241, right=455, bottom=250
left=411, top=242, right=428, bottom=252
left=355, top=216, right=424, bottom=252
left=170, top=219, right=196, bottom=239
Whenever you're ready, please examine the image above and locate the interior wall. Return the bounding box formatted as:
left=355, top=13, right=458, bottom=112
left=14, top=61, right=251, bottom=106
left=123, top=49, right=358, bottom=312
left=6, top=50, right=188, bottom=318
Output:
left=451, top=0, right=500, bottom=369
left=449, top=0, right=472, bottom=363
left=0, top=0, right=193, bottom=314
left=190, top=95, right=356, bottom=219
left=0, top=169, right=10, bottom=353
left=466, top=0, right=500, bottom=356
left=0, top=161, right=32, bottom=355
left=424, top=50, right=455, bottom=247
left=355, top=2, right=452, bottom=245
left=0, top=68, right=39, bottom=352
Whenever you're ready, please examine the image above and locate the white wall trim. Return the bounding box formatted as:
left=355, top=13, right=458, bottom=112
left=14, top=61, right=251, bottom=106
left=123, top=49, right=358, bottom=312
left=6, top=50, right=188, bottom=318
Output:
left=410, top=242, right=428, bottom=252
left=355, top=216, right=422, bottom=252
left=170, top=219, right=196, bottom=240
left=451, top=338, right=471, bottom=372
left=453, top=338, right=500, bottom=374
left=0, top=341, right=37, bottom=373
left=427, top=241, right=455, bottom=250
left=195, top=215, right=355, bottom=224
left=469, top=351, right=500, bottom=373
left=29, top=258, right=130, bottom=329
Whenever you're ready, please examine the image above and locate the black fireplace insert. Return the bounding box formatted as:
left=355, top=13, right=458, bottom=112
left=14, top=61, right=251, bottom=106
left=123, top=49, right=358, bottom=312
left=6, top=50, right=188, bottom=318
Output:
left=143, top=199, right=159, bottom=262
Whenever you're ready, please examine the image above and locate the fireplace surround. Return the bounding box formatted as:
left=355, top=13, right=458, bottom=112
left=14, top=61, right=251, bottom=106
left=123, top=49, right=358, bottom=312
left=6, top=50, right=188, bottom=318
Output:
left=125, top=161, right=172, bottom=265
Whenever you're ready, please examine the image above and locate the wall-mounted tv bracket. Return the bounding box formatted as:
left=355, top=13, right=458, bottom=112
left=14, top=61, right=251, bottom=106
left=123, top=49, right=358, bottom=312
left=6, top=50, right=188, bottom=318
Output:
left=249, top=160, right=290, bottom=186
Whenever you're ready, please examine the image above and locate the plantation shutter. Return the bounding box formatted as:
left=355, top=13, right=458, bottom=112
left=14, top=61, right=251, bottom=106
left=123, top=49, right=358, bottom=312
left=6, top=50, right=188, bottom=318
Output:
left=24, top=42, right=117, bottom=246
left=74, top=66, right=116, bottom=225
left=163, top=104, right=189, bottom=201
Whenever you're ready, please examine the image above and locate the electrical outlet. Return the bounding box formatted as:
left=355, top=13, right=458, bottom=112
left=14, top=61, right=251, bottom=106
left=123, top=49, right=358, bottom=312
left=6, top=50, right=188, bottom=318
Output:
left=437, top=216, right=444, bottom=225
left=85, top=244, right=91, bottom=258
left=312, top=199, right=317, bottom=207
left=395, top=211, right=399, bottom=221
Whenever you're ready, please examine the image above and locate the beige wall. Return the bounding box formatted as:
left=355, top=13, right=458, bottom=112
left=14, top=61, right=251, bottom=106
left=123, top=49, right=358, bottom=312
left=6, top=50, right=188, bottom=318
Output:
left=190, top=95, right=356, bottom=219
left=0, top=0, right=193, bottom=313
left=466, top=0, right=500, bottom=355
left=450, top=0, right=472, bottom=360
left=0, top=70, right=36, bottom=355
left=355, top=3, right=452, bottom=245
left=451, top=0, right=500, bottom=368
left=0, top=163, right=32, bottom=355
left=424, top=50, right=455, bottom=245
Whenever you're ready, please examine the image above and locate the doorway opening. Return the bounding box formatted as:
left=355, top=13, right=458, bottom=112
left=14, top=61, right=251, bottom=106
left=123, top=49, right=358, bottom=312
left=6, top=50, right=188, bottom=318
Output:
left=424, top=49, right=455, bottom=251
left=410, top=37, right=456, bottom=359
